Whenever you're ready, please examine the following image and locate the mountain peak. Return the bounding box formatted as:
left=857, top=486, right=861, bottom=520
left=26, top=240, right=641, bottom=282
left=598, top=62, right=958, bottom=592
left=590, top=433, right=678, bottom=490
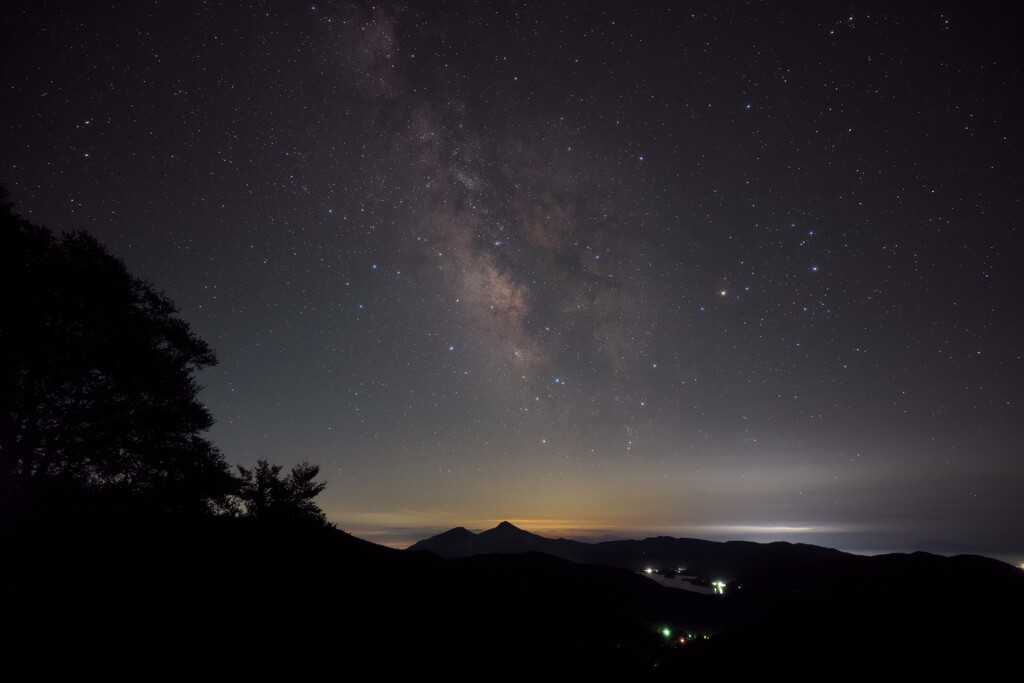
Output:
left=482, top=521, right=532, bottom=537
left=440, top=526, right=477, bottom=537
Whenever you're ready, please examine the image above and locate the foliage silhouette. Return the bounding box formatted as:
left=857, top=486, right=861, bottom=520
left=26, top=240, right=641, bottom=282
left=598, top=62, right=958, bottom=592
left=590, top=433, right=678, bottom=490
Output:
left=235, top=459, right=330, bottom=526
left=0, top=187, right=234, bottom=515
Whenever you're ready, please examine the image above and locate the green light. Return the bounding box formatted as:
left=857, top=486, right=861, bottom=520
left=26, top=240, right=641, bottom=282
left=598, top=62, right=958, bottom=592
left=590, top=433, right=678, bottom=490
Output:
left=662, top=627, right=671, bottom=637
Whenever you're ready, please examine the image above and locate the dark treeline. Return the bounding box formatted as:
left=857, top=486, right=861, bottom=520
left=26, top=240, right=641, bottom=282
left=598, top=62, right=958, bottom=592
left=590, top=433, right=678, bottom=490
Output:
left=0, top=188, right=359, bottom=678
left=1, top=186, right=326, bottom=527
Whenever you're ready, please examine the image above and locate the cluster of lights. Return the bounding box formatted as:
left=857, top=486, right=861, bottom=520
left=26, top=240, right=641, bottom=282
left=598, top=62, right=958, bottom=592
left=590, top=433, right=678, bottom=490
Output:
left=661, top=627, right=710, bottom=645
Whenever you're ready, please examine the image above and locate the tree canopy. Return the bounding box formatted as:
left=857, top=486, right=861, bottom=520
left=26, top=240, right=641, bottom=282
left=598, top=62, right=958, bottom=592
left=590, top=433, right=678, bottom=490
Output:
left=235, top=459, right=329, bottom=526
left=1, top=189, right=234, bottom=514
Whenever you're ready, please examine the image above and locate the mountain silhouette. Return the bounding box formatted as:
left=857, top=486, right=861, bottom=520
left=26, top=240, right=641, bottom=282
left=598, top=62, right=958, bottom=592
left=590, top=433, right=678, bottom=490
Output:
left=410, top=522, right=849, bottom=581
left=408, top=521, right=1024, bottom=678
left=410, top=520, right=583, bottom=558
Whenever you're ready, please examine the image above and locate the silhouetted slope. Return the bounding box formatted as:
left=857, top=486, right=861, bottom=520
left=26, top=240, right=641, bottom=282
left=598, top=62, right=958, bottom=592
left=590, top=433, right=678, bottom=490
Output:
left=3, top=513, right=407, bottom=680
left=402, top=551, right=721, bottom=678
left=7, top=512, right=1021, bottom=681
left=660, top=550, right=1024, bottom=680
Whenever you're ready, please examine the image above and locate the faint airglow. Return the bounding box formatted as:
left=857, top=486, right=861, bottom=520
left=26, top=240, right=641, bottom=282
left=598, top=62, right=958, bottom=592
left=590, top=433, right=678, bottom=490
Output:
left=683, top=523, right=847, bottom=535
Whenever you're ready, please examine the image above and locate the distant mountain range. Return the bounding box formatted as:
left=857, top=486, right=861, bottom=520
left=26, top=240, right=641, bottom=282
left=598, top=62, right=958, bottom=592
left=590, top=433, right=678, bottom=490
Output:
left=406, top=521, right=1024, bottom=677
left=409, top=521, right=851, bottom=582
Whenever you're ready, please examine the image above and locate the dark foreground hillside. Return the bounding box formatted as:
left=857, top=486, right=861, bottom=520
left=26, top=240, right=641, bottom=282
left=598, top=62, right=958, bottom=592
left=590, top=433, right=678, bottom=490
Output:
left=5, top=510, right=1022, bottom=682
left=660, top=550, right=1024, bottom=680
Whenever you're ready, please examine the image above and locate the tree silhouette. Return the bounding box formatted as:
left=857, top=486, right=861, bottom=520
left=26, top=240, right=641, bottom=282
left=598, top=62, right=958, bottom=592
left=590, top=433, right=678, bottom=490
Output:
left=235, top=459, right=329, bottom=526
left=0, top=188, right=234, bottom=514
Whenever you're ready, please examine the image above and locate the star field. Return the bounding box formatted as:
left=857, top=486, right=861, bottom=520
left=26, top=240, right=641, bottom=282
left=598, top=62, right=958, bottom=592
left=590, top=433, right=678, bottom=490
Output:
left=2, top=1, right=1021, bottom=559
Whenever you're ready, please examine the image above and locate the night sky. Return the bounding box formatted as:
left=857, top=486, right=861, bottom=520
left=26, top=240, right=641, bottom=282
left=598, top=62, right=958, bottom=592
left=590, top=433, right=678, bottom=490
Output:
left=3, top=1, right=1021, bottom=559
